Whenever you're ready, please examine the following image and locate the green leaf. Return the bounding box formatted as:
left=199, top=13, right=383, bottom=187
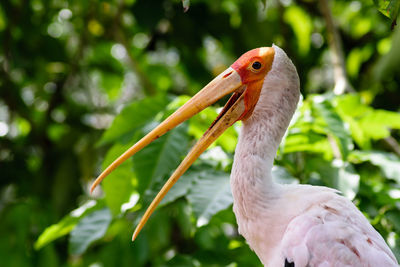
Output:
left=35, top=216, right=77, bottom=250
left=35, top=200, right=99, bottom=250
left=160, top=170, right=199, bottom=206
left=335, top=94, right=400, bottom=148
left=359, top=110, right=400, bottom=140
left=69, top=208, right=112, bottom=255
left=336, top=162, right=360, bottom=200
left=283, top=6, right=312, bottom=55
left=133, top=123, right=189, bottom=194
left=101, top=142, right=136, bottom=215
left=312, top=95, right=352, bottom=159
left=98, top=95, right=169, bottom=145
left=284, top=132, right=333, bottom=159
left=373, top=0, right=400, bottom=20
left=349, top=151, right=400, bottom=183
left=187, top=171, right=232, bottom=226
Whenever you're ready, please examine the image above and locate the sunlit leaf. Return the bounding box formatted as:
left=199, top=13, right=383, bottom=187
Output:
left=373, top=0, right=400, bottom=20
left=69, top=208, right=112, bottom=255
left=336, top=94, right=400, bottom=146
left=35, top=200, right=100, bottom=250
left=284, top=6, right=312, bottom=55
left=284, top=132, right=333, bottom=159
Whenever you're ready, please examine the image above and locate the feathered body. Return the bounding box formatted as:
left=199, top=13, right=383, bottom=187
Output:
left=231, top=46, right=398, bottom=266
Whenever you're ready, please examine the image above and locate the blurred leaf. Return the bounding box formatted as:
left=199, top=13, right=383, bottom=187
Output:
left=187, top=171, right=232, bottom=226
left=69, top=208, right=112, bottom=255
left=100, top=72, right=123, bottom=100
left=101, top=142, right=136, bottom=215
left=35, top=200, right=99, bottom=250
left=35, top=216, right=77, bottom=250
left=336, top=162, right=360, bottom=200
left=98, top=95, right=169, bottom=145
left=312, top=95, right=352, bottom=159
left=336, top=94, right=400, bottom=148
left=349, top=151, right=400, bottom=183
left=166, top=254, right=198, bottom=266
left=359, top=110, right=400, bottom=140
left=284, top=5, right=312, bottom=55
left=373, top=0, right=400, bottom=20
left=346, top=46, right=373, bottom=78
left=284, top=132, right=333, bottom=159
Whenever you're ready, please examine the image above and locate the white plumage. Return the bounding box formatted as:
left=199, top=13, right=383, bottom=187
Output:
left=230, top=45, right=398, bottom=266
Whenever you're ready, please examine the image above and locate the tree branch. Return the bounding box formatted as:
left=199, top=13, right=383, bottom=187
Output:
left=319, top=0, right=354, bottom=95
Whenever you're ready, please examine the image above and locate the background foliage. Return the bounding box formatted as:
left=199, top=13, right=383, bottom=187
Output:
left=1, top=0, right=400, bottom=266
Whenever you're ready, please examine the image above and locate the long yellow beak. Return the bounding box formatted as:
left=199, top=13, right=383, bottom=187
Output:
left=91, top=67, right=247, bottom=240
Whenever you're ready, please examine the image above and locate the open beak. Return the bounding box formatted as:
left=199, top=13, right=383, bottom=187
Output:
left=91, top=67, right=248, bottom=240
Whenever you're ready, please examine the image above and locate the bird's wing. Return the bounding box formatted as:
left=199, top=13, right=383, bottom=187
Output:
left=280, top=191, right=398, bottom=267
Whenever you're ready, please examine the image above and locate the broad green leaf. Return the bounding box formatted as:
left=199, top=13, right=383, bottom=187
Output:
left=349, top=151, right=400, bottom=183
left=69, top=208, right=112, bottom=255
left=359, top=110, right=400, bottom=140
left=335, top=94, right=400, bottom=148
left=373, top=0, right=400, bottom=20
left=101, top=141, right=137, bottom=215
left=98, top=95, right=169, bottom=145
left=283, top=132, right=333, bottom=159
left=133, top=123, right=189, bottom=194
left=35, top=200, right=99, bottom=250
left=160, top=170, right=199, bottom=206
left=187, top=171, right=232, bottom=226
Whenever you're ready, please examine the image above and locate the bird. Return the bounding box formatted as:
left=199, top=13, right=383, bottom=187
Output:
left=91, top=45, right=398, bottom=266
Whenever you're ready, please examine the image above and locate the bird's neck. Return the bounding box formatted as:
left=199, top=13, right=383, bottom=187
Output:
left=230, top=88, right=299, bottom=220
left=230, top=112, right=282, bottom=219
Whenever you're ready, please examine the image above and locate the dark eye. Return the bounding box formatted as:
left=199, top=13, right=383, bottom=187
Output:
left=252, top=61, right=262, bottom=70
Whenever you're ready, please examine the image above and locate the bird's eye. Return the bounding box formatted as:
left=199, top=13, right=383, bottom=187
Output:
left=252, top=61, right=262, bottom=70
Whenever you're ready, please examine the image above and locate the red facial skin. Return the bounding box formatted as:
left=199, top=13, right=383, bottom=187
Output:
left=231, top=47, right=275, bottom=121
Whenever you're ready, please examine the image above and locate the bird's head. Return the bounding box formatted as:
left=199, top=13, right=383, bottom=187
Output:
left=90, top=45, right=299, bottom=240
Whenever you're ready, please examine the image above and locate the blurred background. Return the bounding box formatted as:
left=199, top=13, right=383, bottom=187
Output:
left=1, top=0, right=400, bottom=266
